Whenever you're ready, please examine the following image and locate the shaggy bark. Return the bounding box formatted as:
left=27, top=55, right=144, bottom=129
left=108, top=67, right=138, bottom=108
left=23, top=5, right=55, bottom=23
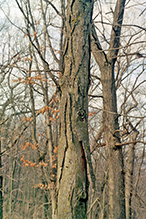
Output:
left=57, top=0, right=94, bottom=218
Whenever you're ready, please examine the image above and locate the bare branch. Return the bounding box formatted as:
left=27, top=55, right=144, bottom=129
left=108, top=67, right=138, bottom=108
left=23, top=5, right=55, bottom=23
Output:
left=108, top=0, right=126, bottom=63
left=43, top=0, right=63, bottom=17
left=91, top=24, right=107, bottom=68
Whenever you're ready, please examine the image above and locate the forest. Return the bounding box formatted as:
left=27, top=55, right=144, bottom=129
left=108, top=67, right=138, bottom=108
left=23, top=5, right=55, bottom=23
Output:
left=0, top=0, right=146, bottom=218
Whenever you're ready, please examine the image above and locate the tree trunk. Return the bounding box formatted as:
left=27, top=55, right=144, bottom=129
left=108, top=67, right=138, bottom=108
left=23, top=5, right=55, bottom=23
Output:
left=91, top=37, right=126, bottom=218
left=0, top=115, right=3, bottom=219
left=0, top=134, right=3, bottom=219
left=57, top=0, right=93, bottom=218
left=101, top=64, right=125, bottom=219
left=125, top=121, right=138, bottom=219
left=91, top=0, right=126, bottom=217
left=125, top=143, right=134, bottom=219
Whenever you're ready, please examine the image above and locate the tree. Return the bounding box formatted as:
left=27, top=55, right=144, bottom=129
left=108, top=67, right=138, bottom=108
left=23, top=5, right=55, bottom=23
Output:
left=0, top=111, right=3, bottom=219
left=56, top=0, right=95, bottom=218
left=91, top=0, right=126, bottom=218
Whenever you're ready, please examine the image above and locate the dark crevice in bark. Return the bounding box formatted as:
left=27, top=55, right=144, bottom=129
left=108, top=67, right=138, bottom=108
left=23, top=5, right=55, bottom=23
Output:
left=80, top=141, right=88, bottom=202
left=71, top=23, right=78, bottom=36
left=69, top=61, right=73, bottom=76
left=59, top=100, right=68, bottom=183
left=69, top=94, right=73, bottom=137
left=63, top=38, right=69, bottom=62
left=70, top=0, right=76, bottom=12
left=70, top=187, right=75, bottom=216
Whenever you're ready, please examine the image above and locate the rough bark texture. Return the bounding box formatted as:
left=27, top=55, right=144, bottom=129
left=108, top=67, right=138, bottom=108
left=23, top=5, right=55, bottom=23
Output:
left=91, top=0, right=126, bottom=218
left=57, top=0, right=93, bottom=218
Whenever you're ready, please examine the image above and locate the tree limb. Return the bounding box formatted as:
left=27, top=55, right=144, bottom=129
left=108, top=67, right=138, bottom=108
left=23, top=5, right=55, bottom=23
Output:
left=108, top=0, right=126, bottom=63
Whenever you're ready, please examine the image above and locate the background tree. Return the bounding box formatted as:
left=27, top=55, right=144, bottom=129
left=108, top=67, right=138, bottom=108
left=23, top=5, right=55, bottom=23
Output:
left=91, top=0, right=126, bottom=218
left=88, top=0, right=146, bottom=218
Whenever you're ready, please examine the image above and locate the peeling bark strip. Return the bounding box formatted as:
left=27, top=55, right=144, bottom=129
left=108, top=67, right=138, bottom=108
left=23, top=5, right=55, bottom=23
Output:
left=57, top=0, right=94, bottom=218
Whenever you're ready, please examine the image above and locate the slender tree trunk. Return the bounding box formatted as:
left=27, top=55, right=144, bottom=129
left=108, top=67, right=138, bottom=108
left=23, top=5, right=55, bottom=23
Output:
left=57, top=0, right=93, bottom=218
left=43, top=72, right=57, bottom=219
left=101, top=64, right=125, bottom=219
left=0, top=114, right=3, bottom=219
left=125, top=143, right=134, bottom=219
left=91, top=0, right=126, bottom=217
left=125, top=121, right=138, bottom=219
left=0, top=133, right=3, bottom=219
